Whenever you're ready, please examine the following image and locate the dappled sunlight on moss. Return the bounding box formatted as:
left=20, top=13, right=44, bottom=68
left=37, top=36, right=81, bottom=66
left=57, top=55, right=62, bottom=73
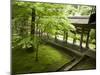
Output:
left=12, top=44, right=72, bottom=74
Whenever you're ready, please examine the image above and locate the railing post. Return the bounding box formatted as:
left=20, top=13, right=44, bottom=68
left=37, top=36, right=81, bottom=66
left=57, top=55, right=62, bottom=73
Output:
left=66, top=32, right=68, bottom=44
left=73, top=32, right=76, bottom=44
left=86, top=29, right=90, bottom=48
left=80, top=27, right=84, bottom=50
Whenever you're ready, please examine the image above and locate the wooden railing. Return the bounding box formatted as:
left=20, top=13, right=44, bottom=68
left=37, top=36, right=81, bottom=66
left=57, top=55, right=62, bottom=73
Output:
left=72, top=23, right=96, bottom=50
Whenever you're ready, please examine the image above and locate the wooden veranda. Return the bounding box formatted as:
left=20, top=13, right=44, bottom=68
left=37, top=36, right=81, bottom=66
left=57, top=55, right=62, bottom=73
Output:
left=68, top=16, right=96, bottom=50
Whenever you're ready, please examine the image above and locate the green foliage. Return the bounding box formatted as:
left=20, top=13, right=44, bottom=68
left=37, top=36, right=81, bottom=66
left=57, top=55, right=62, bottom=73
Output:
left=12, top=1, right=96, bottom=73
left=12, top=1, right=94, bottom=49
left=12, top=35, right=33, bottom=48
left=17, top=36, right=34, bottom=49
left=79, top=6, right=92, bottom=16
left=90, top=29, right=96, bottom=44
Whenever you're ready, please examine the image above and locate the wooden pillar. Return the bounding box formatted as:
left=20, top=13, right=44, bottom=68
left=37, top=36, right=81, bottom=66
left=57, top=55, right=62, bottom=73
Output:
left=86, top=30, right=90, bottom=48
left=80, top=27, right=84, bottom=50
left=66, top=32, right=68, bottom=43
left=73, top=32, right=76, bottom=44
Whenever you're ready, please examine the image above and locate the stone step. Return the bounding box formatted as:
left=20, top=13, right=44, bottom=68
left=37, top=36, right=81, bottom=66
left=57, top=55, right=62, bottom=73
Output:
left=63, top=56, right=84, bottom=71
left=56, top=56, right=85, bottom=71
left=56, top=57, right=75, bottom=71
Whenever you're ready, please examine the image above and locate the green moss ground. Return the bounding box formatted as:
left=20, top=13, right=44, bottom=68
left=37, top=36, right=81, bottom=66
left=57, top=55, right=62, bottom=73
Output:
left=12, top=44, right=72, bottom=74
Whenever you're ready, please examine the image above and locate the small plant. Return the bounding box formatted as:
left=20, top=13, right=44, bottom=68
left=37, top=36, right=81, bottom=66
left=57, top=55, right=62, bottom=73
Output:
left=17, top=35, right=35, bottom=52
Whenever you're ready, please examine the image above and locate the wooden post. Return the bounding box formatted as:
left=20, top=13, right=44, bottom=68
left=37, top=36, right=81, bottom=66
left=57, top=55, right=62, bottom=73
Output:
left=73, top=32, right=76, bottom=44
left=66, top=32, right=68, bottom=43
left=86, top=30, right=90, bottom=48
left=80, top=27, right=84, bottom=50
